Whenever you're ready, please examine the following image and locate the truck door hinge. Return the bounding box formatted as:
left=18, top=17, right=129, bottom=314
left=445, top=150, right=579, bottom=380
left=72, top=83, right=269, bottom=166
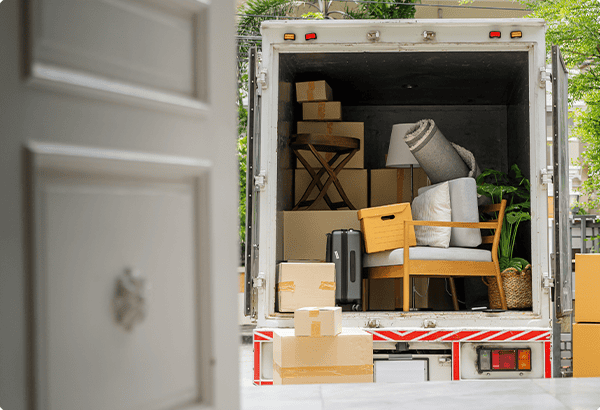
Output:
left=253, top=271, right=266, bottom=289
left=256, top=61, right=268, bottom=94
left=543, top=271, right=555, bottom=289
left=254, top=171, right=267, bottom=191
left=539, top=67, right=552, bottom=89
left=540, top=167, right=553, bottom=186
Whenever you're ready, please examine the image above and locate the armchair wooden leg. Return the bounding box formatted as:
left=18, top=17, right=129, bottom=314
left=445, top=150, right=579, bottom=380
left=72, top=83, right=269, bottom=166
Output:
left=448, top=278, right=460, bottom=311
left=495, top=269, right=508, bottom=310
left=403, top=272, right=410, bottom=312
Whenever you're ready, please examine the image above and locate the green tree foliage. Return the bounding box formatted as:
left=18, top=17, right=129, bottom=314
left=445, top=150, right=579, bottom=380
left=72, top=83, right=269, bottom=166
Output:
left=520, top=0, right=600, bottom=211
left=346, top=0, right=418, bottom=19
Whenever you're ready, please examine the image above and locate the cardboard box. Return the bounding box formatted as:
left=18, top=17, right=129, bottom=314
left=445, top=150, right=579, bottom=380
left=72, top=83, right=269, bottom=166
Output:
left=370, top=168, right=430, bottom=207
left=273, top=328, right=373, bottom=385
left=573, top=323, right=600, bottom=377
left=357, top=203, right=417, bottom=253
left=283, top=210, right=360, bottom=261
left=296, top=80, right=333, bottom=103
left=295, top=169, right=368, bottom=210
left=295, top=307, right=342, bottom=337
left=575, top=254, right=600, bottom=323
left=296, top=122, right=364, bottom=169
left=303, top=102, right=342, bottom=121
left=277, top=262, right=335, bottom=313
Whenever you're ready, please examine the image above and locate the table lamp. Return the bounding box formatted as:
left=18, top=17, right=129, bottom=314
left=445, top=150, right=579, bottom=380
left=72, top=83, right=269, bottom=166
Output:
left=387, top=123, right=420, bottom=201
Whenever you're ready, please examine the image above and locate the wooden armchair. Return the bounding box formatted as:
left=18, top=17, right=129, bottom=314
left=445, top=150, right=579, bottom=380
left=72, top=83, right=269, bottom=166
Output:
left=367, top=200, right=508, bottom=312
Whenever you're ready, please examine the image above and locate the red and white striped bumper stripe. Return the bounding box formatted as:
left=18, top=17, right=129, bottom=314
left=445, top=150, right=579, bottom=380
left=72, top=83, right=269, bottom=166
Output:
left=253, top=331, right=274, bottom=386
left=367, top=329, right=551, bottom=343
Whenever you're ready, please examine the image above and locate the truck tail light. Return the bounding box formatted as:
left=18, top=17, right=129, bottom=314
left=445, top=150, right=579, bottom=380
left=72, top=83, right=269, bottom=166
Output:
left=305, top=32, right=317, bottom=41
left=511, top=31, right=523, bottom=38
left=489, top=31, right=501, bottom=38
left=478, top=347, right=531, bottom=372
left=518, top=349, right=531, bottom=370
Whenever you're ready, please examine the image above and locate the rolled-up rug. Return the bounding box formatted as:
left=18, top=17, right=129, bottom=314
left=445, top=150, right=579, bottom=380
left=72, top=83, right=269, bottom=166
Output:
left=404, top=119, right=470, bottom=184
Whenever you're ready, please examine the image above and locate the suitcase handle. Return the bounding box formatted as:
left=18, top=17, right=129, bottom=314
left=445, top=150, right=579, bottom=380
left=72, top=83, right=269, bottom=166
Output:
left=381, top=215, right=396, bottom=221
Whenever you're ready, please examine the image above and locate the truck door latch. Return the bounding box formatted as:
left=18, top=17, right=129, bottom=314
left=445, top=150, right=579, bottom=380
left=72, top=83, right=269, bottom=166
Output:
left=539, top=67, right=552, bottom=89
left=257, top=67, right=268, bottom=92
left=540, top=167, right=553, bottom=186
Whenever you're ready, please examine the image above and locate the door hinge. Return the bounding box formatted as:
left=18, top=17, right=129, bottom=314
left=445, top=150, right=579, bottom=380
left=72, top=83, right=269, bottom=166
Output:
left=540, top=167, right=553, bottom=186
left=256, top=58, right=268, bottom=94
left=539, top=67, right=552, bottom=89
left=253, top=271, right=266, bottom=289
left=542, top=271, right=555, bottom=289
left=254, top=171, right=267, bottom=191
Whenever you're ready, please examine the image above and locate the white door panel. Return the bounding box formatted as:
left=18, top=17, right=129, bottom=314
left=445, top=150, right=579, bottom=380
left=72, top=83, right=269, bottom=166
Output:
left=44, top=179, right=196, bottom=410
left=0, top=0, right=237, bottom=408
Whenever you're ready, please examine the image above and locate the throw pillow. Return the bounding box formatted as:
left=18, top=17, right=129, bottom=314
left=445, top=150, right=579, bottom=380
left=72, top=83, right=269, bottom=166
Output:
left=411, top=181, right=452, bottom=248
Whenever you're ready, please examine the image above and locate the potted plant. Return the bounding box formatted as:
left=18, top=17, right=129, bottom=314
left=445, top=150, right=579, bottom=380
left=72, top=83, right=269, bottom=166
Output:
left=477, top=164, right=532, bottom=309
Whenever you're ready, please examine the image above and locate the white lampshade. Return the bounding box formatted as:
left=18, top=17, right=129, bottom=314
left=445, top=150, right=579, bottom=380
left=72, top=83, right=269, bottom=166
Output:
left=386, top=123, right=419, bottom=168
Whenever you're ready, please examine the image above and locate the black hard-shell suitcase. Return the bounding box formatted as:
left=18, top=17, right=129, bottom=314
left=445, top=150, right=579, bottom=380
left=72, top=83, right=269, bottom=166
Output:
left=326, top=229, right=362, bottom=308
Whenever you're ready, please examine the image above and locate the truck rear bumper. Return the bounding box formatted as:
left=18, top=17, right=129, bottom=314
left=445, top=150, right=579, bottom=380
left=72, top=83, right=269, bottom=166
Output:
left=253, top=328, right=552, bottom=385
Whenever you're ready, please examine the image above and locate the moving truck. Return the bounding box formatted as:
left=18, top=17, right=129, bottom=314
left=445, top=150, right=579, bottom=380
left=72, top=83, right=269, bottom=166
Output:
left=244, top=18, right=572, bottom=384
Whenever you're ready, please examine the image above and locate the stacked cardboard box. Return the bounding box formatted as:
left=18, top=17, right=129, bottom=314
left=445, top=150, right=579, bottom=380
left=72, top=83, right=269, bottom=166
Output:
left=573, top=254, right=600, bottom=377
left=277, top=262, right=336, bottom=313
left=273, top=307, right=373, bottom=385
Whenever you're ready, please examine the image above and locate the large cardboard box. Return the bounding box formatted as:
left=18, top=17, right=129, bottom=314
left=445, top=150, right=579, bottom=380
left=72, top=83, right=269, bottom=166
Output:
left=573, top=323, right=600, bottom=377
left=295, top=307, right=342, bottom=337
left=295, top=169, right=368, bottom=210
left=302, top=101, right=342, bottom=121
left=296, top=80, right=333, bottom=103
left=277, top=262, right=335, bottom=313
left=273, top=328, right=373, bottom=385
left=370, top=168, right=430, bottom=207
left=357, top=203, right=417, bottom=253
left=296, top=122, right=364, bottom=169
left=575, top=254, right=600, bottom=323
left=283, top=210, right=360, bottom=261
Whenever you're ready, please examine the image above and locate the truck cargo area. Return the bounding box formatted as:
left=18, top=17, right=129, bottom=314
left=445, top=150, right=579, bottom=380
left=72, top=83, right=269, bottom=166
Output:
left=274, top=50, right=532, bottom=314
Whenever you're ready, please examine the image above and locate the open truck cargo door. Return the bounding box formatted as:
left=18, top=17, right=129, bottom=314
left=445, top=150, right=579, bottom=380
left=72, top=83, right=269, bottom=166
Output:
left=552, top=45, right=573, bottom=318
left=245, top=47, right=261, bottom=320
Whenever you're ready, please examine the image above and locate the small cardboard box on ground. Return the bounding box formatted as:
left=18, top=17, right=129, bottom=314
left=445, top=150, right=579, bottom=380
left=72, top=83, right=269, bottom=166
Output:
left=277, top=262, right=336, bottom=313
left=296, top=122, right=364, bottom=169
left=370, top=168, right=430, bottom=207
left=295, top=168, right=368, bottom=210
left=295, top=307, right=342, bottom=337
left=296, top=80, right=333, bottom=103
left=358, top=203, right=417, bottom=253
left=573, top=323, right=600, bottom=377
left=273, top=328, right=373, bottom=385
left=574, top=254, right=600, bottom=323
left=283, top=210, right=360, bottom=261
left=303, top=102, right=342, bottom=121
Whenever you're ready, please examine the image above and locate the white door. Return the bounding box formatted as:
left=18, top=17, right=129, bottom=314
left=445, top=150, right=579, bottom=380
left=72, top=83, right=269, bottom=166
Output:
left=0, top=1, right=238, bottom=410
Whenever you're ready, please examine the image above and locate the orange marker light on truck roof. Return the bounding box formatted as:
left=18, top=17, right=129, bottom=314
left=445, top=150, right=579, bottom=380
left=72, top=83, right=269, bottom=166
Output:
left=284, top=33, right=295, bottom=41
left=511, top=31, right=523, bottom=38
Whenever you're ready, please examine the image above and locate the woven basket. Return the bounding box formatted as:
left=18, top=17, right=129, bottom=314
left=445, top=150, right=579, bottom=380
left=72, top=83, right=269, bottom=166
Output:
left=484, top=265, right=532, bottom=309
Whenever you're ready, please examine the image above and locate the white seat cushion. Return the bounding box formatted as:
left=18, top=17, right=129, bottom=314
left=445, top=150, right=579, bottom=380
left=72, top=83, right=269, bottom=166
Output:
left=363, top=246, right=492, bottom=268
left=418, top=177, right=482, bottom=248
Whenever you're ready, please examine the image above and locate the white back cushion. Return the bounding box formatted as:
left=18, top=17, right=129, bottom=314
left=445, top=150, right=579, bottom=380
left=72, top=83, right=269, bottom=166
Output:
left=418, top=177, right=482, bottom=247
left=411, top=181, right=451, bottom=248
